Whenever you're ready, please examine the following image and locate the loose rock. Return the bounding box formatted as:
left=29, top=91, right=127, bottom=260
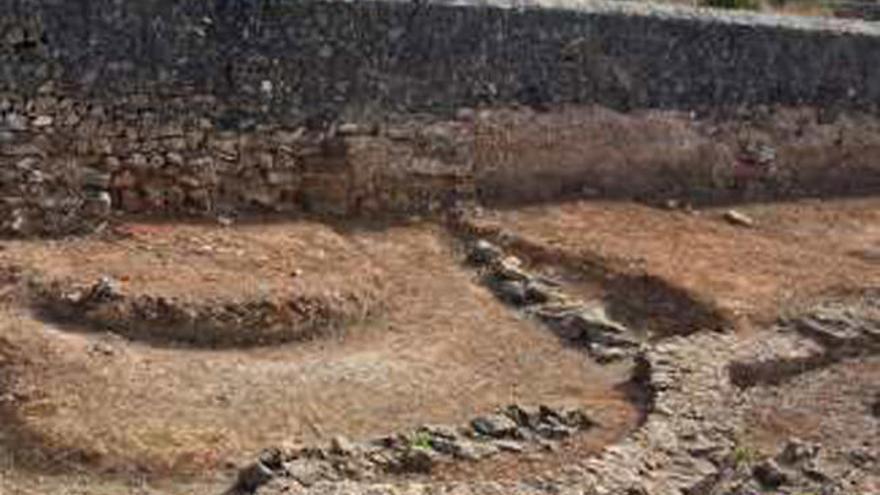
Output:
left=455, top=440, right=499, bottom=461
left=753, top=459, right=790, bottom=488
left=723, top=209, right=755, bottom=228
left=284, top=458, right=329, bottom=486
left=472, top=414, right=519, bottom=438
left=330, top=435, right=357, bottom=456
left=234, top=461, right=275, bottom=493
left=468, top=239, right=503, bottom=265
left=493, top=279, right=527, bottom=305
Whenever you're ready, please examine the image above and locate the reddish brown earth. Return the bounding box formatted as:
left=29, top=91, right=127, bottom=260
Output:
left=0, top=221, right=637, bottom=493
left=0, top=196, right=878, bottom=494
left=462, top=198, right=880, bottom=330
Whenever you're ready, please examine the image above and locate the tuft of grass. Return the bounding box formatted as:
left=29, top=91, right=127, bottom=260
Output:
left=733, top=443, right=759, bottom=469
left=410, top=431, right=432, bottom=451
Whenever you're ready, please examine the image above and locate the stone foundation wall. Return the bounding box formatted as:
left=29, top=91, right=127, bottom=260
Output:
left=3, top=0, right=880, bottom=235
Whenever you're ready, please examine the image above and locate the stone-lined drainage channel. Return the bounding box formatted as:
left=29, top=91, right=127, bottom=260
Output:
left=465, top=239, right=645, bottom=363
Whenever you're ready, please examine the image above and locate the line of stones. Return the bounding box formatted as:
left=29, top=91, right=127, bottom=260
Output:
left=234, top=240, right=744, bottom=495
left=26, top=273, right=382, bottom=348
left=239, top=330, right=741, bottom=495
left=232, top=403, right=597, bottom=494
left=467, top=239, right=642, bottom=363
left=243, top=296, right=880, bottom=494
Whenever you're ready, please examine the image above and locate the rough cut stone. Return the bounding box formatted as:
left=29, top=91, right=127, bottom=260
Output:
left=723, top=209, right=755, bottom=228
left=472, top=414, right=519, bottom=438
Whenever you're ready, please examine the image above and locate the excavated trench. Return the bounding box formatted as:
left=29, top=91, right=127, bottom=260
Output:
left=0, top=196, right=877, bottom=495
left=0, top=201, right=876, bottom=493
left=0, top=219, right=666, bottom=488
left=0, top=102, right=879, bottom=494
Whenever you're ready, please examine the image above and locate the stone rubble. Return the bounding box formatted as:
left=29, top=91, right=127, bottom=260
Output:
left=729, top=294, right=880, bottom=388
left=239, top=293, right=880, bottom=495
left=468, top=239, right=642, bottom=362
left=230, top=403, right=596, bottom=494
left=712, top=433, right=878, bottom=494
left=27, top=274, right=383, bottom=347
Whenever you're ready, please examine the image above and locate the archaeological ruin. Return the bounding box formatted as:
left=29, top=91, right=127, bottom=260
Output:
left=0, top=1, right=878, bottom=494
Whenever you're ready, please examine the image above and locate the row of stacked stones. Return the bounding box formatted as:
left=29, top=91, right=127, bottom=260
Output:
left=468, top=239, right=642, bottom=362
left=0, top=86, right=475, bottom=236
left=233, top=403, right=595, bottom=493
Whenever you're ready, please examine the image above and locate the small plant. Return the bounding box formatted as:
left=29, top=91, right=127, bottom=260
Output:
left=411, top=431, right=432, bottom=450
left=733, top=444, right=758, bottom=469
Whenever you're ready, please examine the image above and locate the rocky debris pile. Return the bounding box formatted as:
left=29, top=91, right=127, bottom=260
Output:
left=730, top=294, right=880, bottom=387
left=28, top=274, right=381, bottom=347
left=231, top=403, right=596, bottom=494
left=573, top=332, right=744, bottom=494
left=468, top=239, right=641, bottom=362
left=713, top=437, right=878, bottom=495
left=792, top=299, right=880, bottom=356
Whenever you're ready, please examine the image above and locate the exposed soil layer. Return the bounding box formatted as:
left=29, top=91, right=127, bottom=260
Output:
left=461, top=198, right=880, bottom=328
left=0, top=222, right=637, bottom=481
left=0, top=197, right=878, bottom=495
left=8, top=222, right=387, bottom=347
left=473, top=107, right=880, bottom=208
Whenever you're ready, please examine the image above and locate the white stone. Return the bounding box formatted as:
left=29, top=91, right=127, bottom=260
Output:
left=32, top=115, right=54, bottom=128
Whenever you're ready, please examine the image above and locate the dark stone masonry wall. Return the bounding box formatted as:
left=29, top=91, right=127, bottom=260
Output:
left=2, top=0, right=880, bottom=235
left=6, top=0, right=880, bottom=115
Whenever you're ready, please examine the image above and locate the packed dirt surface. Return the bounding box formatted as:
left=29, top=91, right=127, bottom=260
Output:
left=0, top=221, right=638, bottom=492
left=9, top=222, right=387, bottom=346
left=743, top=356, right=880, bottom=461
left=463, top=197, right=880, bottom=328
left=0, top=197, right=878, bottom=495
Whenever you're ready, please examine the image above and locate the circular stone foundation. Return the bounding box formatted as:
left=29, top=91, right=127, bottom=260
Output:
left=13, top=221, right=387, bottom=347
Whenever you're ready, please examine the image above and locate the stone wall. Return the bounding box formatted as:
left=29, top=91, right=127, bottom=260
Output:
left=3, top=0, right=880, bottom=235
left=6, top=0, right=880, bottom=114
